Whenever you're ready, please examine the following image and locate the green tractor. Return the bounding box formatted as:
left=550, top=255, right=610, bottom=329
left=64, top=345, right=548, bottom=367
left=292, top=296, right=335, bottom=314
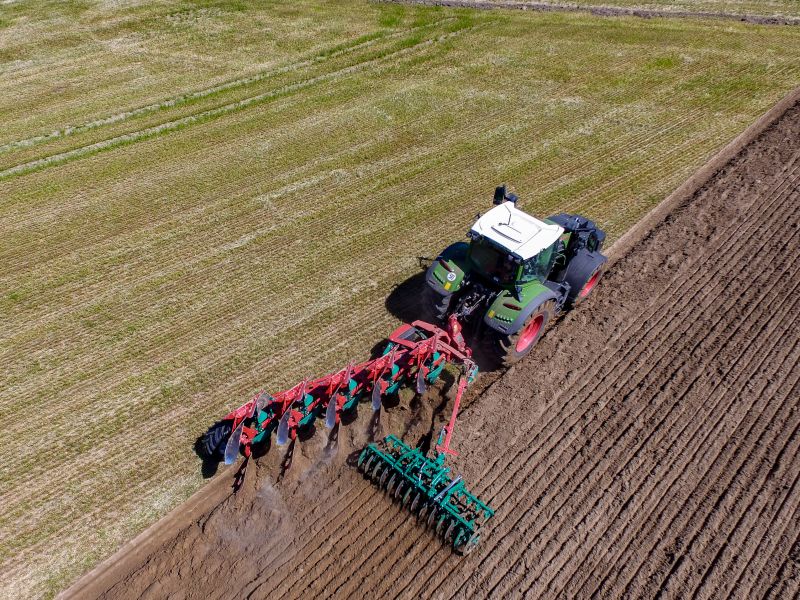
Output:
left=425, top=185, right=607, bottom=366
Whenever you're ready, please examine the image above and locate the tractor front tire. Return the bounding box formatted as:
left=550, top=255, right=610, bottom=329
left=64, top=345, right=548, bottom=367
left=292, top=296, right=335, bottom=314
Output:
left=494, top=300, right=555, bottom=367
left=200, top=420, right=232, bottom=460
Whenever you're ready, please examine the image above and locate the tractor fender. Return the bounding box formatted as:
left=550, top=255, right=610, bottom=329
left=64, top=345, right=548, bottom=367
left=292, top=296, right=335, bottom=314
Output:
left=426, top=242, right=469, bottom=296
left=483, top=283, right=558, bottom=335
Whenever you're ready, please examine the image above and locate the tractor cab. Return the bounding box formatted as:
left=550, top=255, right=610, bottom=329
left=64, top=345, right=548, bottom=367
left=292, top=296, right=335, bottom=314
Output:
left=467, top=202, right=564, bottom=287
left=425, top=185, right=607, bottom=366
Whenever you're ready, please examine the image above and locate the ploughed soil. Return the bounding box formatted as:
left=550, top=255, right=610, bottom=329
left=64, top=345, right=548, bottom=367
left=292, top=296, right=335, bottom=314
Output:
left=66, top=96, right=800, bottom=599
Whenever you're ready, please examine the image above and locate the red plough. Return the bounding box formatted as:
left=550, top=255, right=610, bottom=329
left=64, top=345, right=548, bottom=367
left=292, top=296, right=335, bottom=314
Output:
left=200, top=317, right=474, bottom=466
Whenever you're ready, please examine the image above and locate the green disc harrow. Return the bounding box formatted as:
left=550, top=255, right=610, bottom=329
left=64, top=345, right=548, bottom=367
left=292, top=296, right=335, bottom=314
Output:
left=357, top=369, right=494, bottom=554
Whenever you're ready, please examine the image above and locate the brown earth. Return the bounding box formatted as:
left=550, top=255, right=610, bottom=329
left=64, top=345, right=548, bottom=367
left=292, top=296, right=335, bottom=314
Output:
left=65, top=92, right=800, bottom=599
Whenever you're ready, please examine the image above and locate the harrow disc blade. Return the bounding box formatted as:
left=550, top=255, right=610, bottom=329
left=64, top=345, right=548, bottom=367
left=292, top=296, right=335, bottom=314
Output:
left=361, top=455, right=374, bottom=474
left=276, top=410, right=291, bottom=446
left=325, top=398, right=337, bottom=429
left=453, top=528, right=467, bottom=552
left=371, top=384, right=382, bottom=411
left=410, top=493, right=420, bottom=512
left=387, top=473, right=397, bottom=495
left=436, top=515, right=452, bottom=538
left=426, top=507, right=438, bottom=529
left=419, top=502, right=429, bottom=521
left=394, top=480, right=405, bottom=500
left=444, top=520, right=456, bottom=543
left=224, top=421, right=244, bottom=465
left=459, top=533, right=480, bottom=555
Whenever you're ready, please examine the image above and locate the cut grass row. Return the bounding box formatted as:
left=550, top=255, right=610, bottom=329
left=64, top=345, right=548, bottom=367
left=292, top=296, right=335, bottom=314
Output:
left=1, top=1, right=800, bottom=598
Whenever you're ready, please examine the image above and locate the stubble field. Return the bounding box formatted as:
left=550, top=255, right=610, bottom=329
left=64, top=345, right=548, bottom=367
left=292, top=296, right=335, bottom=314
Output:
left=2, top=1, right=800, bottom=597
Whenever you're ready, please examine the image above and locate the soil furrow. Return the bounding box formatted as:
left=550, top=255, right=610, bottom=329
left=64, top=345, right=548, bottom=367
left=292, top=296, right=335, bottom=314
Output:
left=480, top=239, right=800, bottom=598
left=355, top=156, right=800, bottom=599
left=691, top=459, right=800, bottom=600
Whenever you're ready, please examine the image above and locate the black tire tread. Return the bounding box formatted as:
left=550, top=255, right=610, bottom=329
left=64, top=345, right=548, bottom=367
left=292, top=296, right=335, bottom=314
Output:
left=201, top=420, right=233, bottom=459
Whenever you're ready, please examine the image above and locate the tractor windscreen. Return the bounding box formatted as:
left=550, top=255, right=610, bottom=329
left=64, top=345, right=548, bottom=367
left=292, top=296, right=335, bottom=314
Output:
left=469, top=239, right=518, bottom=284
left=519, top=243, right=556, bottom=283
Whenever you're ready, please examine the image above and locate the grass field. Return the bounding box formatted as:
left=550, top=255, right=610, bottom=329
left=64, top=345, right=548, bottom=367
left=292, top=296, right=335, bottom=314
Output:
left=2, top=1, right=800, bottom=597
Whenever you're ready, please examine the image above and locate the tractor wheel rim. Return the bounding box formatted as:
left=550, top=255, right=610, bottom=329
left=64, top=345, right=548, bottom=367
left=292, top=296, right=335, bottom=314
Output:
left=515, top=314, right=544, bottom=353
left=580, top=270, right=601, bottom=298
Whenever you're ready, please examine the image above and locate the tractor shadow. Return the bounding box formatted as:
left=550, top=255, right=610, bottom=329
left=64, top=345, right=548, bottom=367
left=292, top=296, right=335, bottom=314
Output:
left=384, top=269, right=431, bottom=325
left=194, top=435, right=222, bottom=479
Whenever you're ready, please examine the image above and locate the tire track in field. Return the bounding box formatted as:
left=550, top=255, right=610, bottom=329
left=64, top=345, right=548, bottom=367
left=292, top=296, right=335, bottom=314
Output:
left=0, top=21, right=455, bottom=157
left=0, top=24, right=480, bottom=181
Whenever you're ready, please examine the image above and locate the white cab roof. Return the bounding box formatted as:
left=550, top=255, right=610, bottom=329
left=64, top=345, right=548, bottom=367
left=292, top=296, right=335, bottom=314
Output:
left=470, top=202, right=564, bottom=260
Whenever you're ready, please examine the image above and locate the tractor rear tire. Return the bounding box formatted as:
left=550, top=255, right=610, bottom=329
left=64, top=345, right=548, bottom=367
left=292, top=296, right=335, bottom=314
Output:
left=200, top=420, right=232, bottom=459
left=494, top=300, right=554, bottom=367
left=564, top=249, right=606, bottom=307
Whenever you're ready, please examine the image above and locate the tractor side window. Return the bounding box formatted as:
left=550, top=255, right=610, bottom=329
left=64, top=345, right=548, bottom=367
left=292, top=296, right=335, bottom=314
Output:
left=520, top=244, right=556, bottom=283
